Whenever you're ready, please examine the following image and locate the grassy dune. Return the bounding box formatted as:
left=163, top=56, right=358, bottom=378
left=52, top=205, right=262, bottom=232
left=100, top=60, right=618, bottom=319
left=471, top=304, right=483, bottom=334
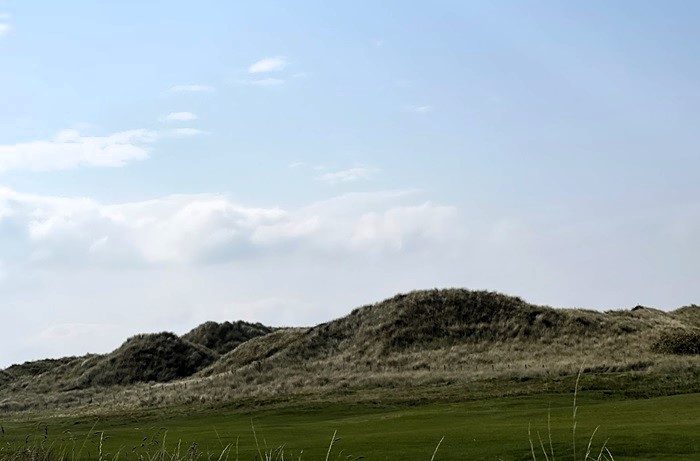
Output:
left=2, top=290, right=698, bottom=415
left=1, top=392, right=698, bottom=460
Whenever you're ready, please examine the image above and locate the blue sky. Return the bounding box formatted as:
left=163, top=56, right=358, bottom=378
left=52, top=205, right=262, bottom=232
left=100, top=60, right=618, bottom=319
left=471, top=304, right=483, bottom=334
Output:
left=0, top=1, right=699, bottom=366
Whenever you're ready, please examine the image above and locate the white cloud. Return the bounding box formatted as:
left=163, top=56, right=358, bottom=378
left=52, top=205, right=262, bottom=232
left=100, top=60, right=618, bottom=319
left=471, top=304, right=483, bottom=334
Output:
left=405, top=105, right=433, bottom=113
left=245, top=78, right=285, bottom=87
left=0, top=129, right=157, bottom=172
left=0, top=126, right=207, bottom=173
left=317, top=167, right=378, bottom=185
left=168, top=84, right=215, bottom=93
left=0, top=23, right=11, bottom=37
left=0, top=187, right=457, bottom=266
left=248, top=57, right=287, bottom=74
left=166, top=127, right=207, bottom=137
left=163, top=111, right=197, bottom=122
left=239, top=57, right=293, bottom=85
left=352, top=202, right=456, bottom=252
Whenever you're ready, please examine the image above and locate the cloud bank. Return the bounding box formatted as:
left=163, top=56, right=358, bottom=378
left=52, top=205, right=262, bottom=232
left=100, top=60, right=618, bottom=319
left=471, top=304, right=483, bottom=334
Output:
left=0, top=187, right=458, bottom=266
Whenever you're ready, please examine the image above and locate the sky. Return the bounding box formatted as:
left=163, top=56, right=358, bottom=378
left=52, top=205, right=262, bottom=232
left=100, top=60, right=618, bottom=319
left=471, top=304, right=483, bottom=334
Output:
left=0, top=1, right=699, bottom=367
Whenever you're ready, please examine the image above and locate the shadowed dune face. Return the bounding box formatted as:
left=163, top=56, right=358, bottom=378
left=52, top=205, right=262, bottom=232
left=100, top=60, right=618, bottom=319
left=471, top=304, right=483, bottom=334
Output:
left=652, top=328, right=700, bottom=355
left=182, top=320, right=273, bottom=355
left=74, top=332, right=218, bottom=387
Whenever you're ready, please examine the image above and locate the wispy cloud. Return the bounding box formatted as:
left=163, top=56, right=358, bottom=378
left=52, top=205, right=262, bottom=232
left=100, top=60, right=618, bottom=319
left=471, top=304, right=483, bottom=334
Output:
left=0, top=129, right=157, bottom=172
left=163, top=111, right=198, bottom=122
left=0, top=126, right=206, bottom=173
left=166, top=127, right=207, bottom=137
left=405, top=105, right=433, bottom=113
left=248, top=57, right=287, bottom=74
left=168, top=84, right=215, bottom=93
left=317, top=167, right=378, bottom=185
left=247, top=78, right=285, bottom=87
left=236, top=78, right=286, bottom=87
left=0, top=15, right=11, bottom=37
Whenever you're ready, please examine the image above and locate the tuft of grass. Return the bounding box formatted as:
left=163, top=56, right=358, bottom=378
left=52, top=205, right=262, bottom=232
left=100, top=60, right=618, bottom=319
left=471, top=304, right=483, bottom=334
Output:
left=529, top=373, right=614, bottom=461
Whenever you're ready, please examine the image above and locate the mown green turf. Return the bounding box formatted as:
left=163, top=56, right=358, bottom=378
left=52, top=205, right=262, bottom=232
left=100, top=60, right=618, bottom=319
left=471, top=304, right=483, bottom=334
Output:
left=2, top=392, right=697, bottom=460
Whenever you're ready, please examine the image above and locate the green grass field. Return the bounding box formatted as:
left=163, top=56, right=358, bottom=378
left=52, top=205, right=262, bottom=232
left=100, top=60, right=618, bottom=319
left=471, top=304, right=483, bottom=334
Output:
left=1, top=392, right=697, bottom=460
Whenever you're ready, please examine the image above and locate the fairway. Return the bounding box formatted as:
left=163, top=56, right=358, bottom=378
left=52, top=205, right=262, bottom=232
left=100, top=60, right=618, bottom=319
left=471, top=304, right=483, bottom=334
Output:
left=2, top=392, right=697, bottom=460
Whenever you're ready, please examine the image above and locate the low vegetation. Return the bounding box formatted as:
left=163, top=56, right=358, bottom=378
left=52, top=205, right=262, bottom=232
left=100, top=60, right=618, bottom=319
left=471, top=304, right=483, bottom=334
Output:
left=652, top=328, right=700, bottom=355
left=0, top=389, right=697, bottom=460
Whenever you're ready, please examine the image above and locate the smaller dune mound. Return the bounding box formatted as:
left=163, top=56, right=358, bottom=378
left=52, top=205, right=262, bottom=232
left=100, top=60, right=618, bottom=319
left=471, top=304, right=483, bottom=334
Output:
left=183, top=321, right=273, bottom=355
left=199, top=328, right=307, bottom=376
left=76, top=332, right=217, bottom=387
left=671, top=305, right=700, bottom=328
left=1, top=357, right=75, bottom=382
